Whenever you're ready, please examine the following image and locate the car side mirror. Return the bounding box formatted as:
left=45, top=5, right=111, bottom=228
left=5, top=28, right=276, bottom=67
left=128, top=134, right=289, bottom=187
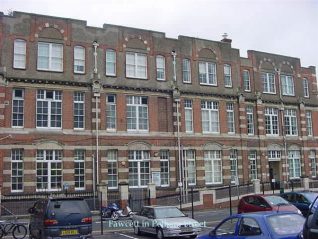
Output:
left=28, top=207, right=35, bottom=214
left=209, top=229, right=216, bottom=236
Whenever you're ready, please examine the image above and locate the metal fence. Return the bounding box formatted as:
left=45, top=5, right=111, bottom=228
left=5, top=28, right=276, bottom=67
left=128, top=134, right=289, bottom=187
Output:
left=0, top=191, right=98, bottom=216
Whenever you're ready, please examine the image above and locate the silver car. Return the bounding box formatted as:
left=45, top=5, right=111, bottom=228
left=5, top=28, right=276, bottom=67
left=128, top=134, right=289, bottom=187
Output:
left=132, top=205, right=202, bottom=239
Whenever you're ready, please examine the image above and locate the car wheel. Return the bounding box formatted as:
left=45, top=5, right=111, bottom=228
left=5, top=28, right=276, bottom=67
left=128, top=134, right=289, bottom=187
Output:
left=111, top=211, right=119, bottom=220
left=133, top=225, right=141, bottom=235
left=156, top=228, right=164, bottom=239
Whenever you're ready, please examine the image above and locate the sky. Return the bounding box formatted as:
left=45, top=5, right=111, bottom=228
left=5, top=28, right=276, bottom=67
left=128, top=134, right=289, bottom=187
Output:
left=1, top=0, right=318, bottom=70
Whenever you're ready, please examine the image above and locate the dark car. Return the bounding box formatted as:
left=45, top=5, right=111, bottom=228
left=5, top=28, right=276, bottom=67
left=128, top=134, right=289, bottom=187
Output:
left=237, top=194, right=302, bottom=215
left=303, top=195, right=318, bottom=239
left=197, top=211, right=304, bottom=239
left=280, top=191, right=318, bottom=216
left=28, top=197, right=92, bottom=239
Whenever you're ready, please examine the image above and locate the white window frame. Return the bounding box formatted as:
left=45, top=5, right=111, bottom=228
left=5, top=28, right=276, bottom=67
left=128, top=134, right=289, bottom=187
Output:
left=36, top=90, right=62, bottom=129
left=37, top=42, right=63, bottom=72
left=184, top=150, right=196, bottom=186
left=199, top=62, right=217, bottom=86
left=106, top=95, right=117, bottom=131
left=12, top=88, right=24, bottom=128
left=107, top=150, right=118, bottom=189
left=201, top=100, right=219, bottom=133
left=13, top=39, right=26, bottom=69
left=204, top=150, right=222, bottom=184
left=184, top=99, right=193, bottom=133
left=126, top=52, right=147, bottom=79
left=126, top=96, right=149, bottom=132
left=226, top=103, right=235, bottom=134
left=265, top=108, right=279, bottom=136
left=74, top=46, right=85, bottom=73
left=11, top=149, right=24, bottom=192
left=36, top=150, right=62, bottom=191
left=243, top=70, right=251, bottom=92
left=268, top=150, right=281, bottom=161
left=249, top=151, right=257, bottom=180
left=73, top=92, right=85, bottom=130
left=106, top=49, right=116, bottom=76
left=284, top=109, right=298, bottom=136
left=224, top=64, right=232, bottom=87
left=182, top=58, right=191, bottom=83
left=128, top=150, right=150, bottom=188
left=281, top=74, right=295, bottom=96
left=288, top=150, right=301, bottom=179
left=310, top=150, right=316, bottom=177
left=306, top=111, right=313, bottom=136
left=156, top=55, right=165, bottom=80
left=261, top=72, right=276, bottom=94
left=74, top=149, right=85, bottom=190
left=303, top=78, right=309, bottom=98
left=160, top=150, right=170, bottom=187
left=246, top=106, right=254, bottom=135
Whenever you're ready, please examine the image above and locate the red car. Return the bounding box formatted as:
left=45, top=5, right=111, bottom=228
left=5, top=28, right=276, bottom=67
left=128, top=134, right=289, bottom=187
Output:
left=238, top=194, right=302, bottom=215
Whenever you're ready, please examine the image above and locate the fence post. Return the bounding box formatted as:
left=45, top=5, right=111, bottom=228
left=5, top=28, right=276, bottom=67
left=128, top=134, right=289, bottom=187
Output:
left=302, top=177, right=309, bottom=191
left=147, top=183, right=156, bottom=205
left=229, top=185, right=232, bottom=216
left=118, top=182, right=129, bottom=209
left=291, top=180, right=294, bottom=191
left=191, top=187, right=194, bottom=219
left=100, top=191, right=104, bottom=235
left=262, top=181, right=265, bottom=195
left=253, top=179, right=261, bottom=194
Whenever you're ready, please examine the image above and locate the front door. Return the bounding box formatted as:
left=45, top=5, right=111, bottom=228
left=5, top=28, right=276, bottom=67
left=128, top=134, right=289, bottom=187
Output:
left=269, top=161, right=281, bottom=187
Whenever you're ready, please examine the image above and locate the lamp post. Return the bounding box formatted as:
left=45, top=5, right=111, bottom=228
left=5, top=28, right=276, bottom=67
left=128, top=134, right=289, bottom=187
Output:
left=171, top=50, right=183, bottom=202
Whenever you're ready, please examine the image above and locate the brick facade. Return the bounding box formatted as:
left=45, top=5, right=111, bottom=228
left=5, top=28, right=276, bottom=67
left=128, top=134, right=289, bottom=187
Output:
left=0, top=11, right=317, bottom=196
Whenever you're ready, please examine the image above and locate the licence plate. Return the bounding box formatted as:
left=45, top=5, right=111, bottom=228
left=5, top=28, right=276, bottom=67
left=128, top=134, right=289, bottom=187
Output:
left=181, top=227, right=193, bottom=232
left=61, top=229, right=79, bottom=236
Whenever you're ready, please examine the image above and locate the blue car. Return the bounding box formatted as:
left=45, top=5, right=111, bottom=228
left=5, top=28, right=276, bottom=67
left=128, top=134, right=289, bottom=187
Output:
left=197, top=211, right=304, bottom=239
left=281, top=191, right=318, bottom=216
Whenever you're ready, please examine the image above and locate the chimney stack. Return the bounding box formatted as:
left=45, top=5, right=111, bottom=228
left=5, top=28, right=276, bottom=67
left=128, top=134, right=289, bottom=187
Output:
left=221, top=33, right=232, bottom=43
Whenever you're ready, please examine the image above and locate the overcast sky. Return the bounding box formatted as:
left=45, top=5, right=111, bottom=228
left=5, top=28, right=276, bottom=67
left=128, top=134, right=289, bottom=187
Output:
left=2, top=0, right=318, bottom=70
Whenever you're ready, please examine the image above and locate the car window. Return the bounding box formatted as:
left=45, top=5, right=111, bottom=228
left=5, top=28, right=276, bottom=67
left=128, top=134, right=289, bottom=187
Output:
left=239, top=217, right=262, bottom=236
left=140, top=208, right=149, bottom=217
left=48, top=200, right=89, bottom=215
left=215, top=218, right=239, bottom=236
left=148, top=208, right=154, bottom=218
left=267, top=214, right=305, bottom=235
left=296, top=194, right=307, bottom=203
left=282, top=193, right=293, bottom=202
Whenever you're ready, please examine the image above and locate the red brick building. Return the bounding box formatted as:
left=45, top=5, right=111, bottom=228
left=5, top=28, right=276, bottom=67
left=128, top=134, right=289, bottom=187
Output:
left=0, top=11, right=317, bottom=196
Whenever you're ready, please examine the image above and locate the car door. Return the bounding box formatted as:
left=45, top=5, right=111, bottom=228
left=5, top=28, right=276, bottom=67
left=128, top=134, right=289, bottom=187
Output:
left=213, top=217, right=240, bottom=238
left=295, top=194, right=310, bottom=215
left=139, top=207, right=150, bottom=233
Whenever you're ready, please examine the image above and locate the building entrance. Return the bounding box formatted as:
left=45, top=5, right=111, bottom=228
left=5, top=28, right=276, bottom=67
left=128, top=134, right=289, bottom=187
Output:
left=269, top=161, right=281, bottom=189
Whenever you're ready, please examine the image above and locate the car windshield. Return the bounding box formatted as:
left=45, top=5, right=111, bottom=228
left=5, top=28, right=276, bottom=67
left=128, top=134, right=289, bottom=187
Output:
left=155, top=207, right=185, bottom=219
left=303, top=193, right=318, bottom=202
left=267, top=214, right=305, bottom=235
left=48, top=200, right=89, bottom=215
left=265, top=196, right=289, bottom=205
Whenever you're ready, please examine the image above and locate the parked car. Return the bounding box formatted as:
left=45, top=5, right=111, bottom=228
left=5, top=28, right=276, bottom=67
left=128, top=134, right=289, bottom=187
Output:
left=238, top=194, right=302, bottom=215
left=196, top=211, right=304, bottom=239
left=280, top=191, right=318, bottom=216
left=303, top=195, right=318, bottom=239
left=28, top=197, right=92, bottom=239
left=132, top=205, right=202, bottom=239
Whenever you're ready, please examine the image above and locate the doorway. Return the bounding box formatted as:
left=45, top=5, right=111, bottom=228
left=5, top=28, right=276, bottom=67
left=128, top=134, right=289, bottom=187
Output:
left=269, top=161, right=281, bottom=189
